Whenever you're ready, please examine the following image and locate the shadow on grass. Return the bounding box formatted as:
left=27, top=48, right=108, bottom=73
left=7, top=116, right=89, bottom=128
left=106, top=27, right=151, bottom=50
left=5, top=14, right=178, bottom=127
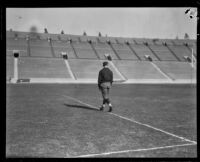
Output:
left=64, top=103, right=100, bottom=111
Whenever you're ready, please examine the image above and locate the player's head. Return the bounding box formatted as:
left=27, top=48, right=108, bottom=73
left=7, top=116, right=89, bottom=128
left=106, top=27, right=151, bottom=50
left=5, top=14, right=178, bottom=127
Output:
left=103, top=61, right=108, bottom=67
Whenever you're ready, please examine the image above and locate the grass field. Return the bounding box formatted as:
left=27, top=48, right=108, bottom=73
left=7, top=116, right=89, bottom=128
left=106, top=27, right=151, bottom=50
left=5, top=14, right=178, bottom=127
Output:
left=6, top=84, right=197, bottom=157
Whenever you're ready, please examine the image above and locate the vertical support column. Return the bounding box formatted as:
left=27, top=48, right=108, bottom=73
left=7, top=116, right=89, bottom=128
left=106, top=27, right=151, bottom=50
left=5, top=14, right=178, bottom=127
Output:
left=13, top=50, right=19, bottom=83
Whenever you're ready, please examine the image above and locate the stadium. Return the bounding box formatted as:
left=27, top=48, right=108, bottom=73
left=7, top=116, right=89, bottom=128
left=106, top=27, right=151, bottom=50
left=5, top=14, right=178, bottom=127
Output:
left=6, top=8, right=197, bottom=157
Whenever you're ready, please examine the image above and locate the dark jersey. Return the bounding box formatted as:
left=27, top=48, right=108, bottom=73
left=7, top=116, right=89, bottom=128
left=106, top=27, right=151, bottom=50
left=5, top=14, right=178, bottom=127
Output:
left=98, top=67, right=113, bottom=85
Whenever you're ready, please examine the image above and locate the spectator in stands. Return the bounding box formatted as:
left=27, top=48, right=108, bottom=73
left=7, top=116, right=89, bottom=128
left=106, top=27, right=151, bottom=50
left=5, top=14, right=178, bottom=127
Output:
left=98, top=61, right=113, bottom=112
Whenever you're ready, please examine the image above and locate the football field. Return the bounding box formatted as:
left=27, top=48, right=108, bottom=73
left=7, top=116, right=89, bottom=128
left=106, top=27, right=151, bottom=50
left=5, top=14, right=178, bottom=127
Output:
left=6, top=84, right=197, bottom=157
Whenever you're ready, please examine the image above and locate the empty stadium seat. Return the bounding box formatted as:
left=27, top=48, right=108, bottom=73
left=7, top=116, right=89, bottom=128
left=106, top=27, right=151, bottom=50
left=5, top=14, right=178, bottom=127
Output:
left=98, top=37, right=109, bottom=43
left=117, top=37, right=137, bottom=44
left=133, top=38, right=146, bottom=44
left=130, top=44, right=158, bottom=61
left=68, top=59, right=102, bottom=79
left=107, top=37, right=117, bottom=43
left=92, top=42, right=119, bottom=59
left=37, top=33, right=50, bottom=40
left=29, top=39, right=53, bottom=57
left=154, top=61, right=196, bottom=80
left=167, top=45, right=192, bottom=61
left=124, top=38, right=136, bottom=44
left=60, top=34, right=71, bottom=41
left=72, top=42, right=98, bottom=59
left=116, top=37, right=126, bottom=44
left=18, top=57, right=71, bottom=78
left=79, top=36, right=89, bottom=42
left=111, top=43, right=139, bottom=60
left=51, top=41, right=76, bottom=58
left=72, top=42, right=92, bottom=49
left=143, top=39, right=155, bottom=45
left=6, top=31, right=16, bottom=38
left=68, top=59, right=122, bottom=80
left=69, top=35, right=80, bottom=42
left=161, top=39, right=174, bottom=45
left=17, top=32, right=29, bottom=38
left=7, top=38, right=28, bottom=57
left=172, top=39, right=187, bottom=45
left=152, top=39, right=163, bottom=45
left=148, top=45, right=178, bottom=61
left=49, top=34, right=60, bottom=41
left=87, top=36, right=98, bottom=43
left=113, top=60, right=166, bottom=79
left=74, top=48, right=98, bottom=59
left=112, top=43, right=130, bottom=50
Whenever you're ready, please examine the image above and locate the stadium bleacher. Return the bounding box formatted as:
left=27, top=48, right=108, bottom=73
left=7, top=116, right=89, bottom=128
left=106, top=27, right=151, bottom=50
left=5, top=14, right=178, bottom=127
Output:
left=113, top=60, right=166, bottom=79
left=160, top=39, right=175, bottom=45
left=68, top=59, right=122, bottom=80
left=79, top=36, right=89, bottom=42
left=51, top=40, right=76, bottom=58
left=111, top=43, right=139, bottom=60
left=107, top=37, right=117, bottom=43
left=154, top=61, right=196, bottom=80
left=6, top=31, right=196, bottom=83
left=6, top=31, right=17, bottom=38
left=187, top=42, right=196, bottom=57
left=167, top=45, right=192, bottom=61
left=87, top=36, right=98, bottom=43
left=69, top=35, right=80, bottom=42
left=18, top=57, right=71, bottom=78
left=124, top=38, right=136, bottom=44
left=6, top=38, right=28, bottom=57
left=130, top=44, right=159, bottom=61
left=72, top=42, right=98, bottom=59
left=116, top=37, right=126, bottom=44
left=29, top=39, right=53, bottom=57
left=17, top=31, right=29, bottom=39
left=98, top=37, right=109, bottom=43
left=60, top=34, right=71, bottom=41
left=92, top=42, right=119, bottom=60
left=148, top=45, right=178, bottom=61
left=134, top=38, right=155, bottom=45
left=68, top=59, right=102, bottom=79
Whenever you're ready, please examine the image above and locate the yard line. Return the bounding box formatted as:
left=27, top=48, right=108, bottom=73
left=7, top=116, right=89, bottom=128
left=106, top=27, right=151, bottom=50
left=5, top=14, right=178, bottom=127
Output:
left=63, top=95, right=99, bottom=110
left=71, top=142, right=196, bottom=158
left=63, top=95, right=197, bottom=144
left=110, top=113, right=197, bottom=144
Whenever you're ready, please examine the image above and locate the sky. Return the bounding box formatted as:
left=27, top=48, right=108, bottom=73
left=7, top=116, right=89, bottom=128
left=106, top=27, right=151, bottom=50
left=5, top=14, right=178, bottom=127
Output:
left=6, top=8, right=197, bottom=39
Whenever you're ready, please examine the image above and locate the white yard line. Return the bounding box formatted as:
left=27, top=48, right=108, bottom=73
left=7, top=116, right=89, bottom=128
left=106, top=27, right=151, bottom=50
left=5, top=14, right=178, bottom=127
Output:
left=71, top=142, right=196, bottom=158
left=63, top=95, right=197, bottom=145
left=110, top=113, right=196, bottom=144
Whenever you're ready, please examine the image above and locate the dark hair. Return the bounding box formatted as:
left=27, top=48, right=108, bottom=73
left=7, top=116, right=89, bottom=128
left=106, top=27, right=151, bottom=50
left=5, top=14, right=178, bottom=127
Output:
left=103, top=61, right=108, bottom=67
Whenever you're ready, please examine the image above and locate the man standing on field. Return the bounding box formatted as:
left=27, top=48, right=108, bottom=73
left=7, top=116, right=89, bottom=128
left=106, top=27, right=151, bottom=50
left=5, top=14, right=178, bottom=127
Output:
left=98, top=61, right=113, bottom=112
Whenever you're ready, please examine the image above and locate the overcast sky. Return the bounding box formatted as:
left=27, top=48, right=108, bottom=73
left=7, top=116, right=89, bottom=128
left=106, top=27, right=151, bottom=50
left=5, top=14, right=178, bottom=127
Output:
left=6, top=8, right=197, bottom=39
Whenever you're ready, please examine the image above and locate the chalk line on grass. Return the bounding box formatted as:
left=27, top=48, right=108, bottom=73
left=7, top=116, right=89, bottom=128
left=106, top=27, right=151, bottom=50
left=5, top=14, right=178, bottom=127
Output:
left=71, top=142, right=196, bottom=157
left=63, top=95, right=197, bottom=145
